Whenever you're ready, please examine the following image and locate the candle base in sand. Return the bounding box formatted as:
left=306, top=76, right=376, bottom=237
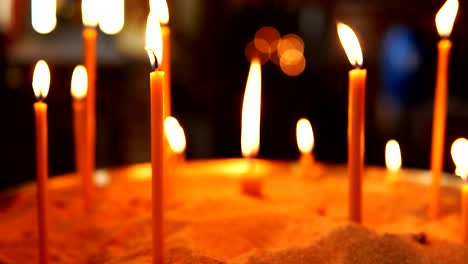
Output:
left=241, top=177, right=263, bottom=197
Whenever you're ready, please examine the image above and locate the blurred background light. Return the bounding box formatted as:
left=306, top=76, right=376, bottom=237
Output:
left=31, top=0, right=56, bottom=34
left=99, top=0, right=125, bottom=35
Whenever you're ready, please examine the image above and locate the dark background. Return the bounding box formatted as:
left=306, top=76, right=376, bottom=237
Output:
left=0, top=0, right=467, bottom=190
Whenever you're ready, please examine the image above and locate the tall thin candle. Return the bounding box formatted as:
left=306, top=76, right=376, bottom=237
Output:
left=151, top=0, right=171, bottom=118
left=338, top=23, right=366, bottom=223
left=82, top=0, right=99, bottom=197
left=429, top=0, right=459, bottom=220
left=146, top=12, right=165, bottom=264
left=32, top=60, right=51, bottom=264
left=71, top=65, right=92, bottom=210
left=164, top=116, right=187, bottom=204
left=240, top=58, right=262, bottom=197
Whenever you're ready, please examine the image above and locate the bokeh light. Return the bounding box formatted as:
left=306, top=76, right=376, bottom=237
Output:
left=278, top=34, right=306, bottom=76
left=254, top=26, right=280, bottom=54
left=277, top=34, right=304, bottom=57
left=280, top=49, right=306, bottom=76
left=248, top=28, right=306, bottom=76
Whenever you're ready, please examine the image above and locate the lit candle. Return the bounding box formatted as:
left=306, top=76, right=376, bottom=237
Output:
left=337, top=23, right=366, bottom=223
left=81, top=0, right=99, bottom=188
left=98, top=0, right=125, bottom=35
left=151, top=0, right=171, bottom=118
left=146, top=11, right=165, bottom=264
left=296, top=118, right=315, bottom=175
left=71, top=65, right=93, bottom=210
left=385, top=140, right=402, bottom=185
left=32, top=60, right=51, bottom=264
left=164, top=116, right=187, bottom=172
left=152, top=0, right=173, bottom=209
left=164, top=116, right=186, bottom=205
left=430, top=0, right=459, bottom=220
left=241, top=58, right=262, bottom=197
left=450, top=138, right=468, bottom=243
left=31, top=0, right=56, bottom=34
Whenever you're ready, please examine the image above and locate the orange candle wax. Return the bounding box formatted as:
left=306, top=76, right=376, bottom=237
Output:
left=34, top=102, right=49, bottom=264
left=240, top=59, right=262, bottom=197
left=83, top=27, right=97, bottom=188
left=161, top=26, right=171, bottom=118
left=348, top=68, right=366, bottom=223
left=299, top=153, right=314, bottom=171
left=164, top=116, right=187, bottom=205
left=150, top=70, right=164, bottom=264
left=32, top=60, right=51, bottom=264
left=161, top=26, right=173, bottom=188
left=241, top=159, right=263, bottom=197
left=146, top=12, right=166, bottom=264
left=71, top=65, right=92, bottom=210
left=430, top=39, right=452, bottom=219
left=429, top=0, right=458, bottom=220
left=462, top=183, right=468, bottom=243
left=337, top=23, right=366, bottom=223
left=73, top=100, right=93, bottom=208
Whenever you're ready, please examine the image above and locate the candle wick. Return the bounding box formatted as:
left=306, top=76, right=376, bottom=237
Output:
left=146, top=49, right=160, bottom=71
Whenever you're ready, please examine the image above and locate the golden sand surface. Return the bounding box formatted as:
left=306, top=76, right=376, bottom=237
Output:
left=0, top=161, right=467, bottom=263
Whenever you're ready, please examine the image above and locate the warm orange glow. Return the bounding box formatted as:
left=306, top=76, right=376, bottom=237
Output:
left=436, top=0, right=459, bottom=38
left=71, top=65, right=88, bottom=100
left=150, top=0, right=169, bottom=25
left=32, top=60, right=51, bottom=99
left=337, top=23, right=363, bottom=67
left=99, top=0, right=125, bottom=34
left=277, top=34, right=304, bottom=57
left=81, top=0, right=99, bottom=27
left=241, top=59, right=262, bottom=158
left=451, top=138, right=468, bottom=179
left=164, top=116, right=186, bottom=154
left=385, top=140, right=402, bottom=172
left=254, top=26, right=280, bottom=54
left=31, top=0, right=56, bottom=34
left=280, top=49, right=306, bottom=76
left=145, top=12, right=163, bottom=69
left=296, top=118, right=314, bottom=154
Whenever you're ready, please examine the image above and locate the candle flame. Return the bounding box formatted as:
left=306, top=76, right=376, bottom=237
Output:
left=150, top=0, right=169, bottom=25
left=145, top=12, right=163, bottom=70
left=385, top=140, right=402, bottom=172
left=71, top=65, right=88, bottom=100
left=436, top=0, right=459, bottom=38
left=337, top=23, right=363, bottom=67
left=241, top=59, right=262, bottom=158
left=451, top=138, right=468, bottom=180
left=296, top=118, right=314, bottom=154
left=99, top=0, right=125, bottom=34
left=32, top=60, right=51, bottom=100
left=164, top=117, right=187, bottom=154
left=81, top=0, right=99, bottom=27
left=31, top=0, right=56, bottom=34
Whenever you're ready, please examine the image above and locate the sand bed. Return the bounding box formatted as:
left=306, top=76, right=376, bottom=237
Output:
left=0, top=162, right=467, bottom=263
